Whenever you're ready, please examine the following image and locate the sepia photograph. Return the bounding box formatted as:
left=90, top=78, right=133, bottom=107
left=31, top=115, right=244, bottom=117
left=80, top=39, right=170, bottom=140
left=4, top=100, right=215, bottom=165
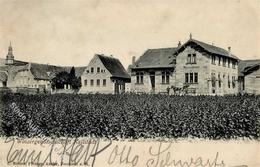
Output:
left=0, top=0, right=259, bottom=167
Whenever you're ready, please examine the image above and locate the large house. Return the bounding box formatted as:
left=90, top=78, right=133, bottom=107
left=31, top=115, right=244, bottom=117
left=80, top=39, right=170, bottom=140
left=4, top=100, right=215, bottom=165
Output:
left=130, top=34, right=240, bottom=95
left=0, top=44, right=85, bottom=93
left=238, top=60, right=260, bottom=94
left=79, top=54, right=131, bottom=94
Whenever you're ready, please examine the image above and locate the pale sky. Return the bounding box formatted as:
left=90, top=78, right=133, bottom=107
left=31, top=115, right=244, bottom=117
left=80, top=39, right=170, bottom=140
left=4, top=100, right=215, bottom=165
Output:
left=0, top=0, right=259, bottom=68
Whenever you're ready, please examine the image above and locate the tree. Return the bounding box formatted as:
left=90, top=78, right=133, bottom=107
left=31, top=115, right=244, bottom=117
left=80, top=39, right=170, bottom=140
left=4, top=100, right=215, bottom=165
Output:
left=51, top=67, right=82, bottom=90
left=69, top=66, right=76, bottom=81
left=51, top=71, right=70, bottom=89
left=69, top=67, right=81, bottom=89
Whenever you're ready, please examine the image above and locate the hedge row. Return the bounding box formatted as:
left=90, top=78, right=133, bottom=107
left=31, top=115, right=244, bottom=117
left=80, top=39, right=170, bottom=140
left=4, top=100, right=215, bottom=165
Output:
left=1, top=93, right=260, bottom=139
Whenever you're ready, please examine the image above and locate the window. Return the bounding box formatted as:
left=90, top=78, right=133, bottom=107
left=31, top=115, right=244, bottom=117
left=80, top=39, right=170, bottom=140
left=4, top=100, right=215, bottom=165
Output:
left=232, top=60, right=236, bottom=69
left=90, top=79, right=94, bottom=86
left=194, top=73, right=198, bottom=83
left=187, top=54, right=196, bottom=64
left=211, top=73, right=216, bottom=88
left=185, top=73, right=198, bottom=83
left=162, top=71, right=170, bottom=84
left=103, top=79, right=106, bottom=86
left=136, top=72, right=144, bottom=84
left=228, top=59, right=230, bottom=68
left=211, top=55, right=216, bottom=65
left=228, top=76, right=230, bottom=88
left=185, top=73, right=189, bottom=83
left=192, top=54, right=196, bottom=64
left=86, top=70, right=89, bottom=73
left=190, top=73, right=194, bottom=83
left=223, top=58, right=226, bottom=67
left=232, top=76, right=236, bottom=88
left=97, top=79, right=100, bottom=86
left=91, top=67, right=94, bottom=73
left=187, top=54, right=191, bottom=63
left=97, top=67, right=100, bottom=73
left=218, top=74, right=221, bottom=88
left=218, top=57, right=221, bottom=66
left=84, top=79, right=87, bottom=86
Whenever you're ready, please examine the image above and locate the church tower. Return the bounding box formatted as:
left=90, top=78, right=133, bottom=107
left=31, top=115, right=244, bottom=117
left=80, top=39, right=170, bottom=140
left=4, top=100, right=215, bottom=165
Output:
left=5, top=42, right=14, bottom=65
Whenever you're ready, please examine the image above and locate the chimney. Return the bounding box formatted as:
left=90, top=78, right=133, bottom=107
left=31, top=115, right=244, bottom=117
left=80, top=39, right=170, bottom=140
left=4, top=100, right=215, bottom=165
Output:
left=189, top=33, right=192, bottom=40
left=178, top=41, right=182, bottom=47
left=228, top=47, right=231, bottom=55
left=132, top=56, right=136, bottom=65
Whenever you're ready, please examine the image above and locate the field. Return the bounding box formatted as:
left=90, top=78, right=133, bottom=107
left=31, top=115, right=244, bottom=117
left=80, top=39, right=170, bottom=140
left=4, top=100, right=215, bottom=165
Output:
left=0, top=93, right=260, bottom=139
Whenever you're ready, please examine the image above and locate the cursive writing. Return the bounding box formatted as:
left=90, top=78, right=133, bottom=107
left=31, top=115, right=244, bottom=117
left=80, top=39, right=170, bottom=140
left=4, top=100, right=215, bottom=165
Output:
left=146, top=142, right=225, bottom=167
left=108, top=144, right=139, bottom=166
left=5, top=137, right=112, bottom=167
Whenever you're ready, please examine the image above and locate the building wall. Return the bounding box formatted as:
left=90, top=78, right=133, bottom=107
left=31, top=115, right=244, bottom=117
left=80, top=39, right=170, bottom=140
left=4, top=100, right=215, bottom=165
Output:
left=244, top=69, right=260, bottom=94
left=79, top=56, right=115, bottom=94
left=175, top=46, right=239, bottom=95
left=13, top=70, right=51, bottom=90
left=209, top=56, right=238, bottom=95
left=175, top=46, right=209, bottom=95
left=130, top=69, right=175, bottom=93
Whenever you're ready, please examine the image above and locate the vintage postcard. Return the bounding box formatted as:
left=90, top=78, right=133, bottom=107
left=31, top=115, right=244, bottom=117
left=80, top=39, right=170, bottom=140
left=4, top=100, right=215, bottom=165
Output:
left=0, top=0, right=259, bottom=167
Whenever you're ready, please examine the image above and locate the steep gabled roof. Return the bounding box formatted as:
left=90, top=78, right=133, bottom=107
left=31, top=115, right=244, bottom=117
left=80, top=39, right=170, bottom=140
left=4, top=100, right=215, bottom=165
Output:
left=29, top=63, right=64, bottom=80
left=174, top=39, right=239, bottom=60
left=96, top=54, right=130, bottom=80
left=238, top=59, right=260, bottom=76
left=131, top=47, right=177, bottom=69
left=18, top=63, right=86, bottom=80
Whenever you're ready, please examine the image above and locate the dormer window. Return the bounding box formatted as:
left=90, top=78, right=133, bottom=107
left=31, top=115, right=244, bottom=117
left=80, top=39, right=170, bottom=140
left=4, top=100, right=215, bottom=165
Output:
left=91, top=67, right=94, bottom=73
left=97, top=67, right=100, bottom=73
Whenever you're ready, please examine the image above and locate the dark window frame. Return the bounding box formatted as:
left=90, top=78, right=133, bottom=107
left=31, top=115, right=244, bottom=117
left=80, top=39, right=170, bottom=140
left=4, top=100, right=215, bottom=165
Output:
left=97, top=79, right=100, bottom=86
left=90, top=79, right=94, bottom=86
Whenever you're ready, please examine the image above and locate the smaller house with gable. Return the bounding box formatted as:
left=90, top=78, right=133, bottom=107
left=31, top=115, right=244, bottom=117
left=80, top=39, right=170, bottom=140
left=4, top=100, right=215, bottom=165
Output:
left=79, top=54, right=131, bottom=94
left=129, top=46, right=179, bottom=93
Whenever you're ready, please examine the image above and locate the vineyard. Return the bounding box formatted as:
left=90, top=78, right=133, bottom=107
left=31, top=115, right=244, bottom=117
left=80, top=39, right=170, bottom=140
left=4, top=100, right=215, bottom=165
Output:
left=1, top=93, right=260, bottom=139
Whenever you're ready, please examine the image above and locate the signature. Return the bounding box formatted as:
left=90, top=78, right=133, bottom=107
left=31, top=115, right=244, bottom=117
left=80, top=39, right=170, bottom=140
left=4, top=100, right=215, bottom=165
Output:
left=146, top=142, right=225, bottom=167
left=5, top=137, right=112, bottom=166
left=107, top=142, right=248, bottom=167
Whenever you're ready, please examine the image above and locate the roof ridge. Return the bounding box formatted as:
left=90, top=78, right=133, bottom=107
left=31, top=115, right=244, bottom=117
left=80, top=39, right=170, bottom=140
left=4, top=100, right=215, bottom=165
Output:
left=191, top=38, right=228, bottom=52
left=96, top=54, right=120, bottom=60
left=147, top=47, right=178, bottom=50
